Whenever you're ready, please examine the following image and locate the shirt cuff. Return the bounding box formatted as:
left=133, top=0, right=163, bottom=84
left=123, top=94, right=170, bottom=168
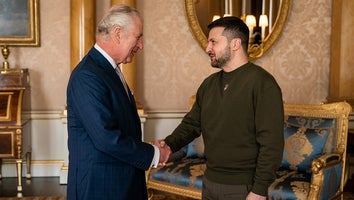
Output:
left=151, top=144, right=160, bottom=168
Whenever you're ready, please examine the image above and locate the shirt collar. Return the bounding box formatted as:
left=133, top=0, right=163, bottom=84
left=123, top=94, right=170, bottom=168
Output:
left=94, top=43, right=118, bottom=70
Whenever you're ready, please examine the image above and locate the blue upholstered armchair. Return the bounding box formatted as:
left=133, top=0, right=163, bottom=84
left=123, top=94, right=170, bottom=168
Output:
left=146, top=102, right=352, bottom=200
left=268, top=102, right=351, bottom=199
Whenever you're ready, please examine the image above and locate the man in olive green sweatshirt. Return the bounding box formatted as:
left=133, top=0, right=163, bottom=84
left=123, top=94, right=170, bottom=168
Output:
left=159, top=17, right=284, bottom=200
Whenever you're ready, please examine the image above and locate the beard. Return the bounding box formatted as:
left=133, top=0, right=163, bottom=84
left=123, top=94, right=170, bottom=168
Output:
left=210, top=45, right=231, bottom=68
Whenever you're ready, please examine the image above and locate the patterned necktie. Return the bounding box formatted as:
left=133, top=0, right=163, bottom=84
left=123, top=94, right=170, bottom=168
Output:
left=115, top=66, right=130, bottom=100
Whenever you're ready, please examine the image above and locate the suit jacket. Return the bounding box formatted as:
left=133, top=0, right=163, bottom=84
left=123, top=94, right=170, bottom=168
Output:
left=66, top=47, right=154, bottom=200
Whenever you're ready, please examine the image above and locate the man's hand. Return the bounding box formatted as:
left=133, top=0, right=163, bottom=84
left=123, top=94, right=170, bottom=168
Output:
left=153, top=140, right=171, bottom=167
left=246, top=192, right=266, bottom=200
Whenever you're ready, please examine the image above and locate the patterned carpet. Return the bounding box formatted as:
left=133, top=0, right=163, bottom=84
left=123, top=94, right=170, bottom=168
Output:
left=0, top=194, right=192, bottom=200
left=344, top=193, right=354, bottom=200
left=0, top=196, right=189, bottom=200
left=0, top=198, right=65, bottom=200
left=151, top=194, right=194, bottom=200
left=1, top=193, right=353, bottom=200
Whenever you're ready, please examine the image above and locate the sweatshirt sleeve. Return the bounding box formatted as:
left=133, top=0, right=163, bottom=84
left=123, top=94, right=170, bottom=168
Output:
left=252, top=78, right=284, bottom=196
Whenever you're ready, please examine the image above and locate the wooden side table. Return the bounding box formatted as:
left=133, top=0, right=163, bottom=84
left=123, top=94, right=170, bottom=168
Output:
left=0, top=68, right=31, bottom=197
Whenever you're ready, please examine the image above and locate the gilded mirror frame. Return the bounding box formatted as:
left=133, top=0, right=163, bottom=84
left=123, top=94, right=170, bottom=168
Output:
left=185, top=0, right=291, bottom=60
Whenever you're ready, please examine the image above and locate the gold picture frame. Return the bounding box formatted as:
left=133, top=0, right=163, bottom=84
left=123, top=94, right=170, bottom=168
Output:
left=0, top=0, right=40, bottom=47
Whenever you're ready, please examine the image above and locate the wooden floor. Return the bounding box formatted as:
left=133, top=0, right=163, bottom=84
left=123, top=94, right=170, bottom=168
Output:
left=0, top=177, right=353, bottom=199
left=0, top=177, right=66, bottom=197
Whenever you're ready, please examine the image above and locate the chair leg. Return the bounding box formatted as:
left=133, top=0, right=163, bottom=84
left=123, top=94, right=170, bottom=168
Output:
left=26, top=151, right=31, bottom=179
left=16, top=159, right=23, bottom=198
left=147, top=188, right=154, bottom=200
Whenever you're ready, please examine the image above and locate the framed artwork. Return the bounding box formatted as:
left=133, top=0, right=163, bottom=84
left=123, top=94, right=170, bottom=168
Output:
left=0, top=0, right=40, bottom=46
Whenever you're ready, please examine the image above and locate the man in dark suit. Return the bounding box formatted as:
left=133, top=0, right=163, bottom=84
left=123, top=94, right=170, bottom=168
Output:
left=66, top=4, right=170, bottom=200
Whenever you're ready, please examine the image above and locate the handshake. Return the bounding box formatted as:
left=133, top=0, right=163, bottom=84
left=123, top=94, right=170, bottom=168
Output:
left=153, top=140, right=172, bottom=167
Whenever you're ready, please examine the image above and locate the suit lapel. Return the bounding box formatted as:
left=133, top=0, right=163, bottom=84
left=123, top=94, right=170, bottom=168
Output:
left=88, top=48, right=133, bottom=104
left=88, top=47, right=116, bottom=74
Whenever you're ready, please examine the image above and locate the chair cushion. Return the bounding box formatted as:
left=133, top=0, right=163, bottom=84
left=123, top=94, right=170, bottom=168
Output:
left=281, top=116, right=334, bottom=172
left=269, top=164, right=342, bottom=200
left=186, top=135, right=205, bottom=158
left=268, top=168, right=311, bottom=199
left=149, top=157, right=206, bottom=190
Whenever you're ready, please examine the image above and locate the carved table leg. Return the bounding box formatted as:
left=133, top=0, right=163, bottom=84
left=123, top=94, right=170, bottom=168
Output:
left=26, top=151, right=31, bottom=179
left=16, top=159, right=23, bottom=198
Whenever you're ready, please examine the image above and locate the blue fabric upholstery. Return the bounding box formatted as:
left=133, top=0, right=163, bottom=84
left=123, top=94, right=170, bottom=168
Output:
left=268, top=163, right=343, bottom=200
left=149, top=157, right=206, bottom=190
left=282, top=116, right=335, bottom=172
left=269, top=168, right=312, bottom=200
left=186, top=136, right=205, bottom=158
left=318, top=163, right=342, bottom=200
left=269, top=115, right=341, bottom=200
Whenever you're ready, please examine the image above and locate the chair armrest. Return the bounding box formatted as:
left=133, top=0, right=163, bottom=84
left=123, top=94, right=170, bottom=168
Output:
left=145, top=141, right=154, bottom=182
left=145, top=166, right=153, bottom=183
left=309, top=154, right=344, bottom=199
left=311, top=153, right=341, bottom=174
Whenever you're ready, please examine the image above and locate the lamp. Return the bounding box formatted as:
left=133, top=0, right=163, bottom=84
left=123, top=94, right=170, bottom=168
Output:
left=246, top=15, right=266, bottom=59
left=245, top=15, right=256, bottom=40
left=212, top=15, right=221, bottom=21
left=259, top=15, right=269, bottom=41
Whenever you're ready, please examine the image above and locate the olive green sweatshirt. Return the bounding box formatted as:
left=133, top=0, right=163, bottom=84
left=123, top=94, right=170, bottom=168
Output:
left=165, top=62, right=284, bottom=196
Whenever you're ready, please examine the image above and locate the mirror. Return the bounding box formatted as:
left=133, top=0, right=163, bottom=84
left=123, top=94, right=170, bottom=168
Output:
left=185, top=0, right=291, bottom=60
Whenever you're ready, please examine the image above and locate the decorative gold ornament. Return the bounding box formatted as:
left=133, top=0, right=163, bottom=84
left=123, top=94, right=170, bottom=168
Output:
left=1, top=45, right=10, bottom=70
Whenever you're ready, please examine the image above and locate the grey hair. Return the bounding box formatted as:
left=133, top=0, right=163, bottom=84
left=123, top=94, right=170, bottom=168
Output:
left=96, top=4, right=141, bottom=37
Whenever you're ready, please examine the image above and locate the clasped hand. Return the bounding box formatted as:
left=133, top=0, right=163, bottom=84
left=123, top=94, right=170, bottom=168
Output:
left=153, top=140, right=172, bottom=167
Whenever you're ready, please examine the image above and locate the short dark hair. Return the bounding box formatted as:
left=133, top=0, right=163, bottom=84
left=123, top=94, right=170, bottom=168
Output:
left=208, top=17, right=249, bottom=52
